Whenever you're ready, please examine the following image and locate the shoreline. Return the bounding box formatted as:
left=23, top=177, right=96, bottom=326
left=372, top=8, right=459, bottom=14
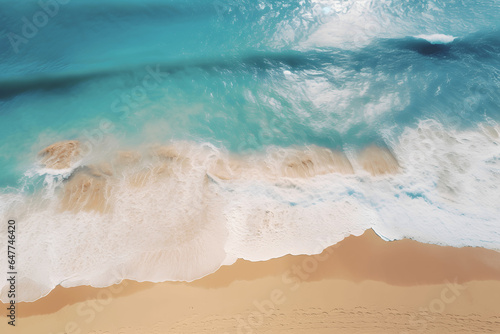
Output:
left=3, top=127, right=500, bottom=304
left=2, top=229, right=500, bottom=333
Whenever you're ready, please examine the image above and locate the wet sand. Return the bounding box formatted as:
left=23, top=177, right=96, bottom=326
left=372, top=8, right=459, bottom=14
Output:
left=1, top=229, right=500, bottom=333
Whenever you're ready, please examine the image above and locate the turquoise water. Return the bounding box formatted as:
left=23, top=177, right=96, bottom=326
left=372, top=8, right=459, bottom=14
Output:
left=1, top=0, right=499, bottom=188
left=0, top=0, right=500, bottom=302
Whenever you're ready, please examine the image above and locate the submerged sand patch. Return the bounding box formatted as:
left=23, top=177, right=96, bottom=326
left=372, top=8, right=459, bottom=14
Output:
left=358, top=145, right=400, bottom=176
left=38, top=140, right=82, bottom=170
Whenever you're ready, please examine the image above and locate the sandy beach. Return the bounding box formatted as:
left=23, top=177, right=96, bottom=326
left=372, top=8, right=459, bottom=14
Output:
left=2, top=1, right=500, bottom=333
left=2, top=229, right=500, bottom=333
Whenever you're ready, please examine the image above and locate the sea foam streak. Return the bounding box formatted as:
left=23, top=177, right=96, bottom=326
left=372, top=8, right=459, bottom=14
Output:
left=1, top=121, right=500, bottom=302
left=415, top=34, right=456, bottom=44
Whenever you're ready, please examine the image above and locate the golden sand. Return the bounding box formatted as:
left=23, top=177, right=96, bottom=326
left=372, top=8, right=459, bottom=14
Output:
left=38, top=140, right=82, bottom=170
left=60, top=171, right=111, bottom=213
left=2, top=230, right=499, bottom=333
left=358, top=145, right=400, bottom=176
left=115, top=151, right=142, bottom=166
left=16, top=142, right=499, bottom=333
left=127, top=162, right=174, bottom=188
left=150, top=145, right=181, bottom=160
left=38, top=141, right=399, bottom=184
left=87, top=164, right=114, bottom=178
left=41, top=140, right=391, bottom=215
left=276, top=145, right=354, bottom=178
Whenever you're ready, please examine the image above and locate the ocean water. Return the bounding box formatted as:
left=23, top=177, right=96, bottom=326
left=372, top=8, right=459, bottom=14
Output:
left=0, top=0, right=500, bottom=302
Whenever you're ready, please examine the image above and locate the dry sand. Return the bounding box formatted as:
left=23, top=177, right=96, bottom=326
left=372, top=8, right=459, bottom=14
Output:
left=1, top=229, right=500, bottom=333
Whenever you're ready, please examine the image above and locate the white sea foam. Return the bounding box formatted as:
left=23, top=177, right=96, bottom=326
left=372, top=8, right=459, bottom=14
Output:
left=415, top=34, right=456, bottom=44
left=298, top=0, right=485, bottom=50
left=1, top=121, right=500, bottom=302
